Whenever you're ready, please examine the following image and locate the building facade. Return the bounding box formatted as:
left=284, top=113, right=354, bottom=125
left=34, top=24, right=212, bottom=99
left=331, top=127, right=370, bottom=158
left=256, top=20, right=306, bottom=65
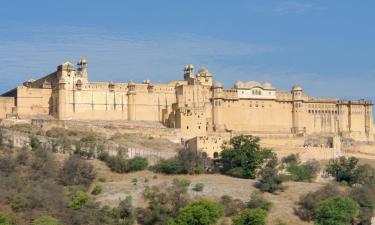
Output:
left=1, top=59, right=373, bottom=144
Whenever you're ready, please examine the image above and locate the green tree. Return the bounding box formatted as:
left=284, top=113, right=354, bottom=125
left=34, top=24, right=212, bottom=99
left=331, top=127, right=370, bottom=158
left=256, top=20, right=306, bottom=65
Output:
left=170, top=199, right=224, bottom=225
left=313, top=197, right=359, bottom=225
left=0, top=212, right=12, bottom=225
left=325, top=157, right=359, bottom=185
left=256, top=157, right=284, bottom=193
left=232, top=208, right=267, bottom=225
left=220, top=135, right=275, bottom=179
left=31, top=216, right=62, bottom=225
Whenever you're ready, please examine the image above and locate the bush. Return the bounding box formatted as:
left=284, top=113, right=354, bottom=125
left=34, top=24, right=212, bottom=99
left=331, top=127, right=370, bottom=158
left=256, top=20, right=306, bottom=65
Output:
left=171, top=199, right=224, bottom=225
left=59, top=155, right=96, bottom=187
left=153, top=159, right=183, bottom=174
left=313, top=197, right=359, bottom=225
left=31, top=216, right=62, bottom=225
left=247, top=192, right=272, bottom=212
left=232, top=208, right=267, bottom=225
left=128, top=157, right=148, bottom=171
left=256, top=158, right=284, bottom=193
left=30, top=136, right=43, bottom=150
left=220, top=135, right=275, bottom=179
left=220, top=195, right=245, bottom=217
left=325, top=156, right=375, bottom=186
left=173, top=178, right=191, bottom=188
left=295, top=184, right=342, bottom=221
left=0, top=212, right=12, bottom=225
left=69, top=191, right=89, bottom=210
left=286, top=160, right=320, bottom=182
left=193, top=183, right=205, bottom=192
left=103, top=153, right=148, bottom=173
left=91, top=185, right=102, bottom=195
left=112, top=196, right=135, bottom=225
left=350, top=185, right=375, bottom=225
left=282, top=154, right=300, bottom=165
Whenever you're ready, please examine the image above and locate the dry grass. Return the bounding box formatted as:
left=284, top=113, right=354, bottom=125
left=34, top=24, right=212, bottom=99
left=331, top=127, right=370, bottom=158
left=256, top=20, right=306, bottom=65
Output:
left=91, top=159, right=322, bottom=225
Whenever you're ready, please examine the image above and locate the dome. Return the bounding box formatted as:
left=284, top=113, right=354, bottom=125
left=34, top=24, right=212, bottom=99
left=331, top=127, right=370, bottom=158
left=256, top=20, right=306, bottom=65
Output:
left=213, top=81, right=223, bottom=88
left=262, top=81, right=274, bottom=90
left=234, top=81, right=244, bottom=88
left=198, top=67, right=209, bottom=74
left=244, top=81, right=261, bottom=88
left=292, top=84, right=302, bottom=91
left=128, top=80, right=135, bottom=86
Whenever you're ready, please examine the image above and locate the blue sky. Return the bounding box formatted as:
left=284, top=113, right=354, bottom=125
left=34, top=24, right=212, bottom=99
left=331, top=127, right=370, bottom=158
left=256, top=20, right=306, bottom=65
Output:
left=0, top=0, right=374, bottom=102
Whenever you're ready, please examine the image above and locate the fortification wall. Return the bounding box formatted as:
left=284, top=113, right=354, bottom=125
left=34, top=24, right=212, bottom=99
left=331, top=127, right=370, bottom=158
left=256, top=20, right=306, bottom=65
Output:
left=16, top=86, right=52, bottom=117
left=219, top=99, right=293, bottom=132
left=0, top=97, right=15, bottom=118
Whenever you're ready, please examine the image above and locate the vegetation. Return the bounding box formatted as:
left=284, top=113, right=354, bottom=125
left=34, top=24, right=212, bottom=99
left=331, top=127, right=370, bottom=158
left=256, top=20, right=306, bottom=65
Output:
left=313, top=197, right=359, bottom=225
left=220, top=195, right=245, bottom=217
left=193, top=183, right=205, bottom=192
left=247, top=192, right=272, bottom=212
left=100, top=151, right=149, bottom=173
left=220, top=135, right=274, bottom=179
left=59, top=155, right=96, bottom=187
left=281, top=154, right=321, bottom=182
left=170, top=199, right=224, bottom=225
left=256, top=157, right=285, bottom=193
left=326, top=156, right=375, bottom=186
left=31, top=216, right=62, bottom=225
left=232, top=208, right=267, bottom=225
left=153, top=148, right=210, bottom=175
left=91, top=185, right=103, bottom=195
left=0, top=212, right=12, bottom=225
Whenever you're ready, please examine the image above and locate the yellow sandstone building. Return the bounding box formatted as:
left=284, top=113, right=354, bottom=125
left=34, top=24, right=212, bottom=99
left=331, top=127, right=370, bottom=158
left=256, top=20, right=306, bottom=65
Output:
left=0, top=58, right=373, bottom=156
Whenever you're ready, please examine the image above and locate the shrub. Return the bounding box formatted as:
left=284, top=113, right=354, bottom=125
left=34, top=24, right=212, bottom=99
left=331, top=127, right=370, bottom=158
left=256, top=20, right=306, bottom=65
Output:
left=220, top=135, right=275, bottom=179
left=176, top=148, right=210, bottom=174
left=153, top=159, right=183, bottom=174
left=98, top=177, right=107, bottom=182
left=232, top=208, right=267, bottom=225
left=31, top=216, right=62, bottom=225
left=59, top=155, right=96, bottom=187
left=325, top=156, right=375, bottom=186
left=247, top=192, right=272, bottom=212
left=350, top=185, right=375, bottom=225
left=286, top=160, right=320, bottom=182
left=0, top=212, right=12, bottom=225
left=112, top=196, right=135, bottom=225
left=295, top=184, right=342, bottom=221
left=256, top=158, right=284, bottom=193
left=313, top=197, right=359, bottom=225
left=91, top=185, right=102, bottom=195
left=220, top=195, right=245, bottom=217
left=30, top=136, right=42, bottom=150
left=171, top=199, right=224, bottom=225
left=0, top=154, right=16, bottom=173
left=173, top=178, right=191, bottom=188
left=281, top=154, right=300, bottom=165
left=128, top=157, right=148, bottom=171
left=69, top=191, right=89, bottom=210
left=193, top=183, right=205, bottom=192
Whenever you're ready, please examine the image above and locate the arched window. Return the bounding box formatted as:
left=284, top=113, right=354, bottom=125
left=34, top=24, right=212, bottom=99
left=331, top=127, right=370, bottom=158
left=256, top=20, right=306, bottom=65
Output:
left=76, top=80, right=82, bottom=90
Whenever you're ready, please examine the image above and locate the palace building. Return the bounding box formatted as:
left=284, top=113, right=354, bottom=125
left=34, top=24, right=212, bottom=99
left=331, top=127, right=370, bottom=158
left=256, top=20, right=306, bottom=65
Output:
left=0, top=58, right=373, bottom=150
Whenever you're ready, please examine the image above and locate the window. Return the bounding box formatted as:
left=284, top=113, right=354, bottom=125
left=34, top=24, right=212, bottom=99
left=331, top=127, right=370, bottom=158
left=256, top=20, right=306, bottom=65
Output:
left=186, top=126, right=189, bottom=130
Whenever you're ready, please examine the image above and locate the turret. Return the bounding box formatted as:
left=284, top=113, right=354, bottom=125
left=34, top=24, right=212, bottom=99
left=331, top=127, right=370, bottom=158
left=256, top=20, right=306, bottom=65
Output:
left=127, top=80, right=136, bottom=121
left=77, top=58, right=88, bottom=83
left=212, top=81, right=224, bottom=131
left=291, top=84, right=304, bottom=134
left=197, top=67, right=213, bottom=86
left=184, top=64, right=195, bottom=84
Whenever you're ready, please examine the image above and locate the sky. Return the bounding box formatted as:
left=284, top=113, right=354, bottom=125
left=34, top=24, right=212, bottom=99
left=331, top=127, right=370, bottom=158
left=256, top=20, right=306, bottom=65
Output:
left=0, top=0, right=374, bottom=102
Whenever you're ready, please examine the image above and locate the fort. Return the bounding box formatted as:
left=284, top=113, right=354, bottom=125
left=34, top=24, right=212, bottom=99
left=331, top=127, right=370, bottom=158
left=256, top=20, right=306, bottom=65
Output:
left=0, top=58, right=374, bottom=157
